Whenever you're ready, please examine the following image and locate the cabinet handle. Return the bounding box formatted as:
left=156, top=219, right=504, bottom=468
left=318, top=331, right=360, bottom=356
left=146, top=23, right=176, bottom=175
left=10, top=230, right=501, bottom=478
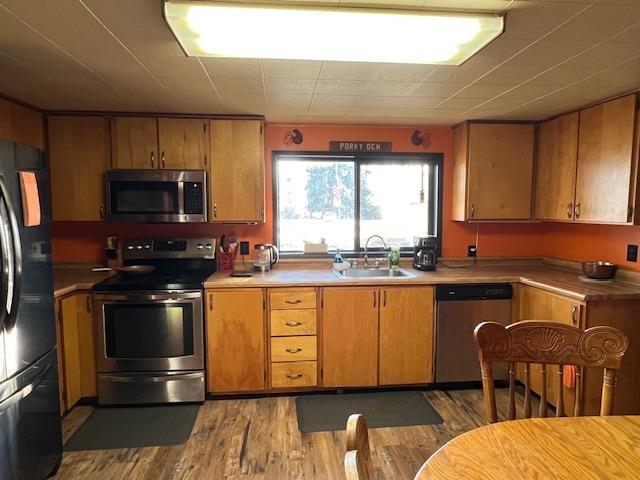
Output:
left=85, top=295, right=91, bottom=313
left=567, top=202, right=573, bottom=219
left=470, top=204, right=475, bottom=218
left=261, top=208, right=264, bottom=217
left=204, top=154, right=207, bottom=167
left=99, top=205, right=105, bottom=219
left=286, top=373, right=303, bottom=379
left=209, top=293, right=213, bottom=311
left=286, top=348, right=302, bottom=354
left=213, top=203, right=218, bottom=218
left=383, top=290, right=387, bottom=307
left=285, top=299, right=302, bottom=304
left=571, top=306, right=578, bottom=326
left=574, top=202, right=581, bottom=219
left=161, top=151, right=166, bottom=168
left=285, top=321, right=302, bottom=327
left=373, top=291, right=376, bottom=308
left=150, top=151, right=155, bottom=168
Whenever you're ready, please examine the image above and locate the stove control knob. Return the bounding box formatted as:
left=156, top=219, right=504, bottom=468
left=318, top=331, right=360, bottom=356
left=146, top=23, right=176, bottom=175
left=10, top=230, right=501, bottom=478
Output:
left=127, top=245, right=134, bottom=250
left=144, top=244, right=151, bottom=249
left=196, top=244, right=204, bottom=249
left=205, top=244, right=213, bottom=250
left=136, top=245, right=143, bottom=250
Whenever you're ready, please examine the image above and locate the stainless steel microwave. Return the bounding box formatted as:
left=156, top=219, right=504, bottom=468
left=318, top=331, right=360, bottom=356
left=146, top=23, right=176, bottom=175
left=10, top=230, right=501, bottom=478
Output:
left=105, top=170, right=207, bottom=223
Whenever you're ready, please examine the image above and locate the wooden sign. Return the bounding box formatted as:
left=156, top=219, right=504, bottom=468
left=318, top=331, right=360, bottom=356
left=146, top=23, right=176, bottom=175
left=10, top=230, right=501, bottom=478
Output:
left=329, top=141, right=392, bottom=152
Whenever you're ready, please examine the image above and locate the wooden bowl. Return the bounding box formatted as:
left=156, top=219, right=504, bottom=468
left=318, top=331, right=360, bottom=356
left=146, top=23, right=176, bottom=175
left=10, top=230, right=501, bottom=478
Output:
left=582, top=261, right=617, bottom=280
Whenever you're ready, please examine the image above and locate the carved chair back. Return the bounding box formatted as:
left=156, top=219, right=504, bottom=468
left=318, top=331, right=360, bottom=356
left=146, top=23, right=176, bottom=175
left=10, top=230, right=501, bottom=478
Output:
left=474, top=320, right=628, bottom=424
left=344, top=414, right=373, bottom=480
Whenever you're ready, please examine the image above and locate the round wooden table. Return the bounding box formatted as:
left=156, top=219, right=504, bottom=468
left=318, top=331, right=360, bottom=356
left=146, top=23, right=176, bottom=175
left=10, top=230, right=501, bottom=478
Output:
left=416, top=416, right=640, bottom=480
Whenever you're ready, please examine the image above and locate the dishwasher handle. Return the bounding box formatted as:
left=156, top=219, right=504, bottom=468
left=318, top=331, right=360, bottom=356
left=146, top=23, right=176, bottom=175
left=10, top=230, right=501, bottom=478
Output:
left=436, top=283, right=513, bottom=301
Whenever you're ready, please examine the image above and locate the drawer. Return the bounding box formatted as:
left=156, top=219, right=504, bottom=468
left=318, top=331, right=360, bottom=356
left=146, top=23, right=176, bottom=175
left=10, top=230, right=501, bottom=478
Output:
left=271, top=310, right=317, bottom=336
left=271, top=336, right=317, bottom=362
left=270, top=289, right=316, bottom=310
left=271, top=361, right=317, bottom=388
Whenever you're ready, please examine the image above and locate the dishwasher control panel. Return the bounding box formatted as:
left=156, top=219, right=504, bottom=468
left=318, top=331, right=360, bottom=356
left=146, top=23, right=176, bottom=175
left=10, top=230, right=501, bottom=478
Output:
left=436, top=283, right=512, bottom=301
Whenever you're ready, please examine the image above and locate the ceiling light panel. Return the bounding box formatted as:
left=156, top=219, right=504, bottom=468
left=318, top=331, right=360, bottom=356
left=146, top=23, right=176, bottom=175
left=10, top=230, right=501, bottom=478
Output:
left=164, top=1, right=504, bottom=65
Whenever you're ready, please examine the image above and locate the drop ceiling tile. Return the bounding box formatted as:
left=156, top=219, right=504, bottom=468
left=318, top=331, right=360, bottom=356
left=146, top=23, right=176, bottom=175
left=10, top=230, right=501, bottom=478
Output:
left=346, top=106, right=390, bottom=116
left=319, top=61, right=381, bottom=80
left=372, top=64, right=436, bottom=83
left=265, top=78, right=316, bottom=94
left=478, top=65, right=548, bottom=84
left=608, top=23, right=640, bottom=43
left=202, top=58, right=263, bottom=77
left=351, top=96, right=441, bottom=107
left=504, top=1, right=592, bottom=40
left=452, top=83, right=510, bottom=98
left=265, top=94, right=312, bottom=106
left=423, top=0, right=512, bottom=10
left=531, top=66, right=602, bottom=86
left=315, top=79, right=369, bottom=95
left=438, top=98, right=488, bottom=109
left=213, top=76, right=265, bottom=93
left=415, top=83, right=467, bottom=97
left=424, top=64, right=490, bottom=83
left=497, top=83, right=559, bottom=100
left=507, top=40, right=595, bottom=67
left=266, top=105, right=309, bottom=115
left=560, top=42, right=640, bottom=68
left=364, top=81, right=422, bottom=96
left=262, top=59, right=322, bottom=79
left=472, top=97, right=528, bottom=110
left=307, top=105, right=350, bottom=116
left=544, top=3, right=640, bottom=42
left=220, top=92, right=265, bottom=106
left=309, top=94, right=357, bottom=107
left=384, top=108, right=433, bottom=118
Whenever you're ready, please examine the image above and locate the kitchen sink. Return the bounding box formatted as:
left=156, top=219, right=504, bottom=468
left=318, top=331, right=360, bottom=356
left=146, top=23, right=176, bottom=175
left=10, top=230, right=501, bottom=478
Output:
left=333, top=268, right=414, bottom=279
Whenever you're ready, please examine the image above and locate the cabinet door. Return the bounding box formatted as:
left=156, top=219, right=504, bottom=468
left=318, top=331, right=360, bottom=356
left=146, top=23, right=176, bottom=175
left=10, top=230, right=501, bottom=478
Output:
left=111, top=117, right=158, bottom=169
left=534, top=113, right=579, bottom=221
left=575, top=94, right=637, bottom=223
left=206, top=289, right=266, bottom=392
left=322, top=288, right=379, bottom=387
left=48, top=116, right=109, bottom=221
left=519, top=286, right=583, bottom=415
left=379, top=287, right=434, bottom=385
left=467, top=123, right=534, bottom=220
left=158, top=118, right=208, bottom=169
left=59, top=295, right=82, bottom=410
left=210, top=120, right=264, bottom=222
left=77, top=293, right=96, bottom=398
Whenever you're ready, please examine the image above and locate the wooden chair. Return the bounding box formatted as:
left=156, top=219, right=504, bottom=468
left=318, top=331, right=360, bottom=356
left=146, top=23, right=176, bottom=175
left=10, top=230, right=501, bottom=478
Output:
left=344, top=414, right=373, bottom=480
left=474, top=320, right=628, bottom=424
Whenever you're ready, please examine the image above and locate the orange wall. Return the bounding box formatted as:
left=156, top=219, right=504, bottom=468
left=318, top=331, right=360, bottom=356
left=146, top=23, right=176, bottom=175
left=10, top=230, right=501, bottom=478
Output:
left=51, top=123, right=640, bottom=271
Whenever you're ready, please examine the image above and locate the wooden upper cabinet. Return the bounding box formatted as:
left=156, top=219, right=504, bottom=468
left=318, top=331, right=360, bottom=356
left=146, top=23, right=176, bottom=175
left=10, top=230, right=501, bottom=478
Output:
left=379, top=287, right=434, bottom=385
left=48, top=115, right=109, bottom=221
left=575, top=94, right=637, bottom=223
left=209, top=120, right=264, bottom=222
left=322, top=287, right=379, bottom=388
left=206, top=289, right=266, bottom=393
left=111, top=117, right=158, bottom=169
left=0, top=97, right=44, bottom=149
left=158, top=118, right=208, bottom=170
left=534, top=112, right=579, bottom=221
left=452, top=122, right=535, bottom=221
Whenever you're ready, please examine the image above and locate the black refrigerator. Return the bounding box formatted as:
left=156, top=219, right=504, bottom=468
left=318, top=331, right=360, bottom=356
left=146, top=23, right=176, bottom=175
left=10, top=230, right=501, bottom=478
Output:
left=0, top=139, right=62, bottom=479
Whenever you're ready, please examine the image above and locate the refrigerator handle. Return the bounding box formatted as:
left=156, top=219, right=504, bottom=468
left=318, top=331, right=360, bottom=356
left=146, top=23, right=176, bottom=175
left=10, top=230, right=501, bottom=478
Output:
left=0, top=175, right=22, bottom=331
left=0, top=359, right=53, bottom=414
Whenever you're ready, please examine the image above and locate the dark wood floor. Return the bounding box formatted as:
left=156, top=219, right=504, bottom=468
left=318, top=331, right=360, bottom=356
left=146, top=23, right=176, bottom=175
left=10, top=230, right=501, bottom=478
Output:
left=55, top=388, right=523, bottom=480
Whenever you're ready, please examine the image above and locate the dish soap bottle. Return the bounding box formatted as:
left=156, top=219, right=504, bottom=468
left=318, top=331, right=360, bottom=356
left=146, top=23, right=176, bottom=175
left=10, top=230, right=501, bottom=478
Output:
left=333, top=249, right=343, bottom=264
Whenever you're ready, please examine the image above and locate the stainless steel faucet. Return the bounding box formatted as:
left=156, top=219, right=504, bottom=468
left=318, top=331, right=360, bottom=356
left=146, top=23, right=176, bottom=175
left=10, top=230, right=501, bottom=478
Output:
left=363, top=235, right=388, bottom=267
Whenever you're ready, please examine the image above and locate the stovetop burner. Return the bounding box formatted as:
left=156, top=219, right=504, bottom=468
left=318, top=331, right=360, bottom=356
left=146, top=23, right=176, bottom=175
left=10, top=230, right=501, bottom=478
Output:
left=93, top=238, right=217, bottom=292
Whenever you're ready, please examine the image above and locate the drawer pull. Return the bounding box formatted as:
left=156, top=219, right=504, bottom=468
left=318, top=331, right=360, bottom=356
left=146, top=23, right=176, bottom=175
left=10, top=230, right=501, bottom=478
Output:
left=286, top=348, right=303, bottom=353
left=286, top=373, right=303, bottom=379
left=285, top=321, right=302, bottom=327
left=285, top=299, right=302, bottom=304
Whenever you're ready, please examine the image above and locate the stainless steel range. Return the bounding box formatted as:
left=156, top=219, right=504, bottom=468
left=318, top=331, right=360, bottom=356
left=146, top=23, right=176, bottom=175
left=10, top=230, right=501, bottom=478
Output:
left=92, top=238, right=216, bottom=405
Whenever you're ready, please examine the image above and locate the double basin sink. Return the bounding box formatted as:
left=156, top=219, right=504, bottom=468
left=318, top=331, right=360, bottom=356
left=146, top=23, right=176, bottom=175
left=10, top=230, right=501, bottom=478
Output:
left=333, top=267, right=414, bottom=279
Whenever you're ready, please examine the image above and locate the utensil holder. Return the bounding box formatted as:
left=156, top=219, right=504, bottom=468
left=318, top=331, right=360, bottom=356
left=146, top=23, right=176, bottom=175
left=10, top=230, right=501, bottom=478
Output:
left=217, top=252, right=235, bottom=273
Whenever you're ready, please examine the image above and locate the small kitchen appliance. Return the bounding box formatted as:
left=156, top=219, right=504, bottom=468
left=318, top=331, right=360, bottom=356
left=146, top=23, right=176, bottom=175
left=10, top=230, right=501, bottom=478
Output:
left=413, top=236, right=438, bottom=271
left=92, top=238, right=217, bottom=405
left=253, top=243, right=279, bottom=272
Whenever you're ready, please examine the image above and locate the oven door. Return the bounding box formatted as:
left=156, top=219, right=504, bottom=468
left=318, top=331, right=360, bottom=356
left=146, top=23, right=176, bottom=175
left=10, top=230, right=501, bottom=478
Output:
left=94, top=291, right=204, bottom=372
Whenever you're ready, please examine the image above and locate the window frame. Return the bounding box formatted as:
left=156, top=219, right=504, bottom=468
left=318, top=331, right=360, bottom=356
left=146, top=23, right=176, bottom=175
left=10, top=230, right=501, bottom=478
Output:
left=272, top=151, right=443, bottom=257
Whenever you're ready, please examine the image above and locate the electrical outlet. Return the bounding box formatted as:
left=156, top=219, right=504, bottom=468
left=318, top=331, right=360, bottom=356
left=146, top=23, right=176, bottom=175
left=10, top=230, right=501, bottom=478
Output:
left=627, top=244, right=638, bottom=262
left=240, top=241, right=250, bottom=256
left=467, top=245, right=477, bottom=257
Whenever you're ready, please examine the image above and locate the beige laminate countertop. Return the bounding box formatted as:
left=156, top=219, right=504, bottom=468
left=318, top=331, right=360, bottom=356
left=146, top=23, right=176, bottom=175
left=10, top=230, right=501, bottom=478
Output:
left=53, top=261, right=640, bottom=302
left=203, top=263, right=640, bottom=301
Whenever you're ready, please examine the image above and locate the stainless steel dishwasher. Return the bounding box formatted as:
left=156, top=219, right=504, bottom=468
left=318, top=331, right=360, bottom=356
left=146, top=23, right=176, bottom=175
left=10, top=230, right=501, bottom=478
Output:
left=435, top=284, right=512, bottom=383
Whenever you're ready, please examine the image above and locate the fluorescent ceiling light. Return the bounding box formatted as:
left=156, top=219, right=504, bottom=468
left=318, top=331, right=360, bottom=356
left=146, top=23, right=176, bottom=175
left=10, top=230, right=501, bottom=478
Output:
left=164, top=1, right=504, bottom=65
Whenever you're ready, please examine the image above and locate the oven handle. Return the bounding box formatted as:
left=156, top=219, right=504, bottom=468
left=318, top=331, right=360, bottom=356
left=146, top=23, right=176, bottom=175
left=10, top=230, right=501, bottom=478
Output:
left=94, top=292, right=202, bottom=302
left=100, top=372, right=203, bottom=383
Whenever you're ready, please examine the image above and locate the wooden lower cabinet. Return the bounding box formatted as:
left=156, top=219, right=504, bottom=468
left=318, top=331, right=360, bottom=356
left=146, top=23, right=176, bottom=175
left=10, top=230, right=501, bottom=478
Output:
left=206, top=289, right=266, bottom=393
left=379, top=286, right=434, bottom=385
left=271, top=361, right=317, bottom=388
left=322, top=287, right=379, bottom=387
left=56, top=292, right=96, bottom=414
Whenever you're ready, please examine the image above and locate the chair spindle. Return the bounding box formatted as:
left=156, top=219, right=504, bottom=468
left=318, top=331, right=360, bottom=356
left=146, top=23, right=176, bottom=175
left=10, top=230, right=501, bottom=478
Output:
left=524, top=362, right=532, bottom=418
left=508, top=362, right=516, bottom=420
left=601, top=368, right=617, bottom=416
left=573, top=366, right=584, bottom=416
left=539, top=364, right=547, bottom=418
left=556, top=365, right=564, bottom=417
